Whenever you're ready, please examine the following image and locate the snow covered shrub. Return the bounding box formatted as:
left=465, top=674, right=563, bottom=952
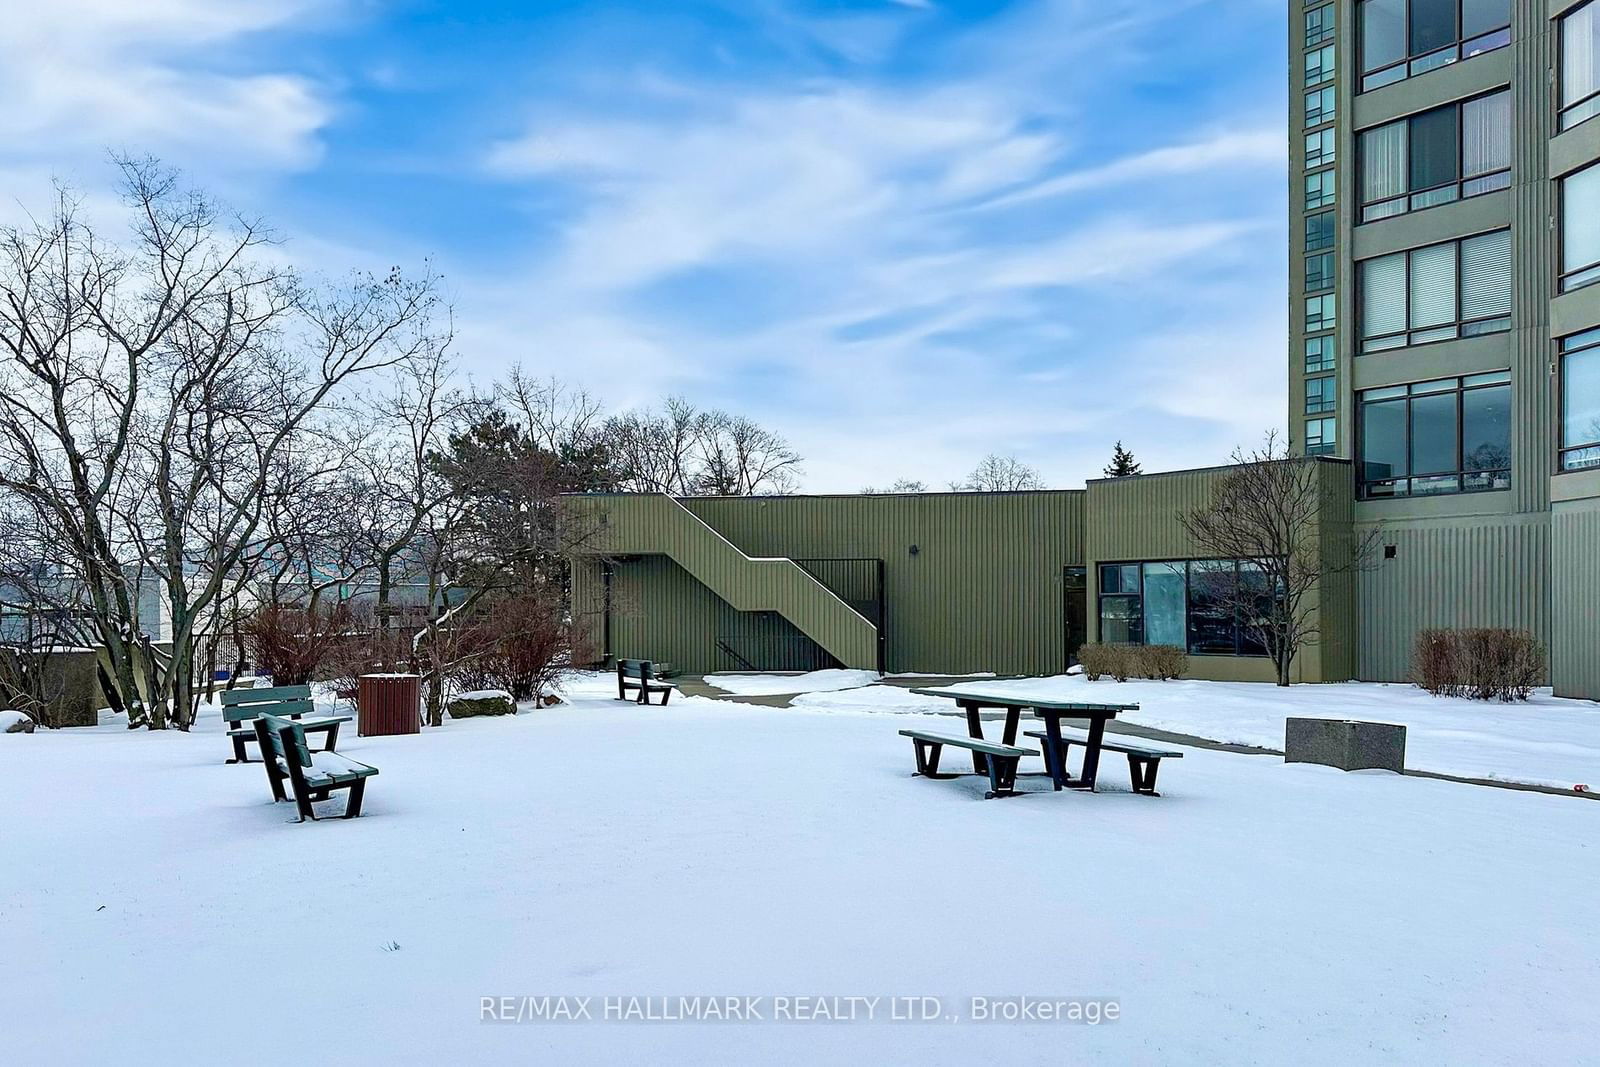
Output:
left=1138, top=645, right=1188, bottom=681
left=447, top=692, right=515, bottom=718
left=1412, top=628, right=1543, bottom=702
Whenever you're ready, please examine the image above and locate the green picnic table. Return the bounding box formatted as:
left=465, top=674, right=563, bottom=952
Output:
left=909, top=688, right=1139, bottom=792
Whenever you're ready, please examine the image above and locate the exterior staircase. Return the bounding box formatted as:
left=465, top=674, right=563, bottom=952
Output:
left=575, top=494, right=880, bottom=670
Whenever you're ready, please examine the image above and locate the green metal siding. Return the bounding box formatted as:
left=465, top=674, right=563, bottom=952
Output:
left=1551, top=499, right=1600, bottom=699
left=682, top=492, right=1086, bottom=675
left=574, top=494, right=879, bottom=669
left=1357, top=514, right=1551, bottom=681
left=1085, top=462, right=1357, bottom=683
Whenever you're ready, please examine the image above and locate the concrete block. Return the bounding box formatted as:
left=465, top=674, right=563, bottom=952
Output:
left=1285, top=717, right=1406, bottom=773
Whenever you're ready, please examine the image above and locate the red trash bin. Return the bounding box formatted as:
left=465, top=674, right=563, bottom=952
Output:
left=358, top=673, right=422, bottom=736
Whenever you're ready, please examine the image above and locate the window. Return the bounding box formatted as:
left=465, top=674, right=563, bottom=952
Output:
left=1307, top=293, right=1336, bottom=332
left=1306, top=86, right=1337, bottom=127
left=1561, top=1, right=1600, bottom=131
left=1306, top=376, right=1338, bottom=414
left=1561, top=162, right=1600, bottom=292
left=1358, top=372, right=1511, bottom=497
left=1306, top=210, right=1335, bottom=251
left=1305, top=335, right=1336, bottom=373
left=1096, top=561, right=1279, bottom=656
left=1306, top=4, right=1336, bottom=47
left=1306, top=44, right=1336, bottom=87
left=1306, top=128, right=1336, bottom=169
left=1306, top=169, right=1336, bottom=210
left=1360, top=0, right=1511, bottom=91
left=1560, top=328, right=1600, bottom=471
left=1359, top=91, right=1510, bottom=221
left=1306, top=251, right=1336, bottom=292
left=1359, top=229, right=1511, bottom=352
left=1306, top=417, right=1338, bottom=455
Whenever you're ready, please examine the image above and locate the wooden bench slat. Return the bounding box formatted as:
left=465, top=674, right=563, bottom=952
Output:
left=1023, top=729, right=1184, bottom=759
left=897, top=729, right=1030, bottom=758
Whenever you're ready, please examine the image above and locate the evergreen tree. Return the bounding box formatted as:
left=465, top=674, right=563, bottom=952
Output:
left=1103, top=441, right=1141, bottom=477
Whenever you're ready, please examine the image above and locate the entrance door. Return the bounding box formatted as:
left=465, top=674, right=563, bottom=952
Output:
left=1063, top=566, right=1088, bottom=669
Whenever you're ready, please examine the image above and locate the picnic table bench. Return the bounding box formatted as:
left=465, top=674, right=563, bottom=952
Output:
left=908, top=688, right=1139, bottom=793
left=616, top=659, right=675, bottom=705
left=897, top=729, right=1031, bottom=799
left=253, top=713, right=378, bottom=822
left=1024, top=728, right=1183, bottom=796
left=220, top=684, right=352, bottom=764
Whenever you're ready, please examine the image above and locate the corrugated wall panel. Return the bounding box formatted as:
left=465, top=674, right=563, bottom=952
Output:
left=1357, top=515, right=1551, bottom=681
left=1511, top=2, right=1555, bottom=513
left=574, top=494, right=879, bottom=668
left=682, top=491, right=1086, bottom=676
left=1085, top=461, right=1357, bottom=682
left=1551, top=501, right=1600, bottom=699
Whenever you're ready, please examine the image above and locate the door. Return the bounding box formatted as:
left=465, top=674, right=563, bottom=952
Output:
left=1063, top=566, right=1088, bottom=669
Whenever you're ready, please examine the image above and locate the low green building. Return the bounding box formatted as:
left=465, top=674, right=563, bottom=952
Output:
left=567, top=457, right=1370, bottom=686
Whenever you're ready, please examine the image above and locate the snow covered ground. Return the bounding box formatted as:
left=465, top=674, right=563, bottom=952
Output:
left=790, top=676, right=1600, bottom=792
left=2, top=675, right=1597, bottom=1063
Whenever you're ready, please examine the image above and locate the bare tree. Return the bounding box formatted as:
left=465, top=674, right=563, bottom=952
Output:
left=693, top=412, right=800, bottom=496
left=605, top=396, right=800, bottom=496
left=0, top=158, right=448, bottom=728
left=952, top=453, right=1044, bottom=492
left=861, top=478, right=928, bottom=494
left=1179, top=432, right=1379, bottom=686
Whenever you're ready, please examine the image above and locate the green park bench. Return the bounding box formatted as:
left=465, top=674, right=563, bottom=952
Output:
left=616, top=659, right=675, bottom=705
left=253, top=713, right=379, bottom=822
left=898, top=728, right=1031, bottom=799
left=220, top=684, right=351, bottom=764
left=1024, top=729, right=1184, bottom=796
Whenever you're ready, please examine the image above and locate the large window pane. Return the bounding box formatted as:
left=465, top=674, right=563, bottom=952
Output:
left=1361, top=121, right=1408, bottom=204
left=1408, top=242, right=1457, bottom=328
left=1410, top=391, right=1459, bottom=475
left=1562, top=2, right=1598, bottom=122
left=1410, top=0, right=1458, bottom=55
left=1462, top=91, right=1511, bottom=178
left=1141, top=563, right=1187, bottom=648
left=1465, top=0, right=1510, bottom=38
left=1362, top=0, right=1406, bottom=72
left=1461, top=383, right=1511, bottom=472
left=1099, top=564, right=1140, bottom=595
left=1236, top=564, right=1273, bottom=656
left=1099, top=596, right=1142, bottom=644
left=1564, top=164, right=1600, bottom=285
left=1307, top=211, right=1335, bottom=251
left=1187, top=562, right=1238, bottom=654
left=1409, top=106, right=1460, bottom=191
left=1460, top=229, right=1512, bottom=320
left=1462, top=0, right=1510, bottom=38
left=1362, top=398, right=1409, bottom=481
left=1564, top=342, right=1600, bottom=467
left=1362, top=252, right=1408, bottom=338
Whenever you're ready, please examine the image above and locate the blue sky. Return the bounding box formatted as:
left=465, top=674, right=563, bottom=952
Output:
left=0, top=0, right=1290, bottom=490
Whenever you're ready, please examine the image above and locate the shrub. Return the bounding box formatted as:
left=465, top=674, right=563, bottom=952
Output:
left=1140, top=645, right=1188, bottom=681
left=241, top=602, right=355, bottom=687
left=1411, top=628, right=1544, bottom=702
left=1078, top=643, right=1187, bottom=682
left=1077, top=643, right=1120, bottom=681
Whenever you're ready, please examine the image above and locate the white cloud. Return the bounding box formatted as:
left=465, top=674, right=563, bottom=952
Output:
left=0, top=0, right=334, bottom=174
left=465, top=25, right=1286, bottom=490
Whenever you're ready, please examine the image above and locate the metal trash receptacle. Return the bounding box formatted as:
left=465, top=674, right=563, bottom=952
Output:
left=358, top=673, right=422, bottom=736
